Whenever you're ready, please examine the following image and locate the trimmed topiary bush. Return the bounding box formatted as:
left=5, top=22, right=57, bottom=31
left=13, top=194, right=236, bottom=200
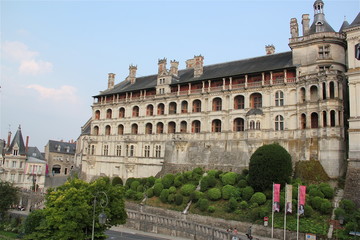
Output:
left=145, top=176, right=156, bottom=187
left=112, top=176, right=123, bottom=186
left=175, top=193, right=183, bottom=205
left=180, top=184, right=196, bottom=196
left=222, top=185, right=240, bottom=200
left=200, top=175, right=217, bottom=192
left=339, top=199, right=356, bottom=214
left=136, top=185, right=144, bottom=192
left=125, top=177, right=136, bottom=189
left=197, top=198, right=209, bottom=212
left=134, top=192, right=144, bottom=201
left=248, top=143, right=292, bottom=191
left=309, top=188, right=325, bottom=198
left=153, top=183, right=164, bottom=197
left=125, top=189, right=136, bottom=199
left=208, top=205, right=216, bottom=213
left=162, top=174, right=175, bottom=189
left=250, top=192, right=267, bottom=205
left=174, top=175, right=184, bottom=187
left=311, top=196, right=323, bottom=210
left=237, top=179, right=248, bottom=188
left=320, top=185, right=334, bottom=199
left=242, top=186, right=254, bottom=201
left=207, top=170, right=218, bottom=178
left=227, top=197, right=238, bottom=213
left=193, top=167, right=204, bottom=176
left=146, top=188, right=154, bottom=198
left=207, top=188, right=222, bottom=201
left=221, top=172, right=237, bottom=186
left=319, top=199, right=332, bottom=214
left=169, top=186, right=177, bottom=194
left=190, top=191, right=205, bottom=203
left=160, top=189, right=170, bottom=203
left=304, top=205, right=314, bottom=217
left=239, top=200, right=248, bottom=209
left=130, top=180, right=140, bottom=191
left=168, top=193, right=175, bottom=203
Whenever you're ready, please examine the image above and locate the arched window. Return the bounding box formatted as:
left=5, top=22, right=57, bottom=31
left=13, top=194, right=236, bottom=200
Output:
left=180, top=121, right=187, bottom=133
left=212, top=98, right=222, bottom=111
left=132, top=106, right=139, bottom=117
left=330, top=110, right=336, bottom=127
left=301, top=113, right=306, bottom=129
left=192, top=100, right=202, bottom=112
left=106, top=109, right=112, bottom=119
left=212, top=119, right=221, bottom=132
left=275, top=91, right=284, bottom=106
left=93, top=126, right=99, bottom=136
left=145, top=123, right=153, bottom=134
left=322, top=82, right=327, bottom=99
left=118, top=124, right=124, bottom=135
left=181, top=101, right=188, bottom=113
left=157, top=103, right=165, bottom=115
left=105, top=125, right=111, bottom=135
left=234, top=95, right=245, bottom=109
left=119, top=108, right=125, bottom=118
left=95, top=110, right=100, bottom=120
left=256, top=121, right=261, bottom=130
left=169, top=102, right=177, bottom=114
left=156, top=122, right=164, bottom=134
left=275, top=115, right=284, bottom=131
left=146, top=105, right=154, bottom=116
left=310, top=85, right=318, bottom=101
left=311, top=112, right=319, bottom=128
left=329, top=82, right=335, bottom=99
left=249, top=120, right=255, bottom=130
left=233, top=118, right=245, bottom=131
left=131, top=124, right=138, bottom=134
left=52, top=165, right=61, bottom=174
left=322, top=111, right=327, bottom=127
left=192, top=120, right=201, bottom=133
left=168, top=122, right=176, bottom=133
left=300, top=87, right=306, bottom=103
left=250, top=93, right=262, bottom=108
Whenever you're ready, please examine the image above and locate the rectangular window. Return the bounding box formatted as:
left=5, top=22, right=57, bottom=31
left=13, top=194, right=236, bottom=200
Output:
left=18, top=174, right=22, bottom=182
left=13, top=150, right=18, bottom=156
left=103, top=145, right=109, bottom=156
left=116, top=145, right=121, bottom=156
left=144, top=145, right=150, bottom=157
left=319, top=45, right=330, bottom=59
left=155, top=145, right=161, bottom=158
left=12, top=161, right=16, bottom=168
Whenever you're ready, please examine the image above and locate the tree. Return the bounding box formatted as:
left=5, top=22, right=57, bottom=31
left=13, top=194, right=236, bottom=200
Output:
left=24, top=177, right=127, bottom=240
left=248, top=143, right=292, bottom=191
left=0, top=181, right=19, bottom=216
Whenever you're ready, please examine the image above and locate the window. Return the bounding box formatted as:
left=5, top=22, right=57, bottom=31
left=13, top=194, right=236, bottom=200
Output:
left=301, top=113, right=307, bottom=129
left=12, top=161, right=16, bottom=168
left=66, top=146, right=70, bottom=153
left=322, top=82, right=327, bottom=99
left=104, top=145, right=109, bottom=156
left=13, top=150, right=18, bottom=156
left=10, top=174, right=15, bottom=182
left=319, top=45, right=330, bottom=59
left=157, top=103, right=165, bottom=115
left=233, top=118, right=245, bottom=131
left=250, top=93, right=262, bottom=108
left=330, top=110, right=336, bottom=127
left=300, top=87, right=306, bottom=103
left=249, top=120, right=255, bottom=130
left=144, top=145, right=150, bottom=157
left=329, top=82, right=335, bottom=99
left=275, top=91, right=284, bottom=106
left=192, top=120, right=201, bottom=133
left=159, top=88, right=165, bottom=94
left=95, top=110, right=100, bottom=120
left=116, top=145, right=121, bottom=156
left=212, top=98, right=222, bottom=111
left=20, top=162, right=23, bottom=169
left=18, top=174, right=22, bottom=182
left=119, top=108, right=125, bottom=118
left=155, top=145, right=161, bottom=158
left=93, top=126, right=99, bottom=136
left=52, top=165, right=61, bottom=174
left=311, top=112, right=319, bottom=128
left=132, top=106, right=139, bottom=117
left=118, top=125, right=124, bottom=135
left=256, top=121, right=261, bottom=130
left=181, top=101, right=188, bottom=113
left=310, top=85, right=318, bottom=101
left=157, top=122, right=164, bottom=134
left=91, top=145, right=95, bottom=155
left=212, top=119, right=222, bottom=132
left=275, top=115, right=284, bottom=130
left=105, top=125, right=111, bottom=135
left=169, top=102, right=177, bottom=114
left=180, top=121, right=187, bottom=133
left=106, top=109, right=112, bottom=119
left=130, top=145, right=135, bottom=157
left=234, top=95, right=245, bottom=109
left=131, top=124, right=138, bottom=134
left=65, top=168, right=68, bottom=175
left=322, top=111, right=327, bottom=127
left=168, top=122, right=176, bottom=133
left=192, top=100, right=201, bottom=112
left=146, top=105, right=154, bottom=116
left=145, top=123, right=153, bottom=134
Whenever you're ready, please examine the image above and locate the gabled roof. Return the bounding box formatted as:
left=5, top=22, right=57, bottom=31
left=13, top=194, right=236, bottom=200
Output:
left=6, top=126, right=26, bottom=155
left=95, top=51, right=294, bottom=97
left=27, top=147, right=44, bottom=160
left=47, top=140, right=76, bottom=154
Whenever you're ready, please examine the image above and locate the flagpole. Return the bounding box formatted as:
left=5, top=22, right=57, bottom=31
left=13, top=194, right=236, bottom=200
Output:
left=284, top=184, right=287, bottom=240
left=271, top=183, right=274, bottom=238
left=297, top=186, right=300, bottom=240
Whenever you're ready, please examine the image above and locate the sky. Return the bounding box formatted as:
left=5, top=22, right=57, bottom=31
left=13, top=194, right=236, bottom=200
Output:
left=1, top=0, right=359, bottom=150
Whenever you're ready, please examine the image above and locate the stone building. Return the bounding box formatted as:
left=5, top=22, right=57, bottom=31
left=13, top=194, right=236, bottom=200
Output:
left=79, top=1, right=357, bottom=182
left=44, top=140, right=76, bottom=176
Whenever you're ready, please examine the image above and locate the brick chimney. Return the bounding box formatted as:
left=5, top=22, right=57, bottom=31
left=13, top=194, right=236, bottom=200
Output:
left=302, top=14, right=310, bottom=36
left=107, top=73, right=115, bottom=89
left=170, top=60, right=179, bottom=76
left=26, top=136, right=29, bottom=153
left=7, top=131, right=11, bottom=148
left=193, top=55, right=204, bottom=78
left=158, top=58, right=167, bottom=75
left=127, top=65, right=137, bottom=84
left=265, top=45, right=275, bottom=55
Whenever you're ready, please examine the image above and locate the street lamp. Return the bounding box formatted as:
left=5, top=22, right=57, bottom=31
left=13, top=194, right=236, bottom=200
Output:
left=91, top=191, right=108, bottom=240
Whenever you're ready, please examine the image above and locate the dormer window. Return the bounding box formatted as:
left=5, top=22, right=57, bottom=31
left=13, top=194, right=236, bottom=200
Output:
left=13, top=149, right=18, bottom=156
left=66, top=146, right=70, bottom=153
left=57, top=145, right=61, bottom=151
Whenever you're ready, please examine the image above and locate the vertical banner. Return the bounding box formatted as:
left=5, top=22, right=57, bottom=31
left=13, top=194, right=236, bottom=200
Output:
left=298, top=185, right=306, bottom=215
left=286, top=184, right=293, bottom=213
left=273, top=183, right=281, bottom=212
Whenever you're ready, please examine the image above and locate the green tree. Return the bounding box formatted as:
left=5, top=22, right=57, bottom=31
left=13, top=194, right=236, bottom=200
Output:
left=24, top=177, right=127, bottom=240
left=248, top=143, right=292, bottom=191
left=0, top=181, right=19, bottom=216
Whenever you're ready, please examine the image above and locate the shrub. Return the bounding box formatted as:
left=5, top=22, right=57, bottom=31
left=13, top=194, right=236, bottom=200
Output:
left=125, top=189, right=136, bottom=199
left=197, top=198, right=209, bottom=212
left=190, top=191, right=205, bottom=203
left=145, top=176, right=156, bottom=187
left=207, top=170, right=218, bottom=178
left=193, top=167, right=204, bottom=176
left=248, top=143, right=292, bottom=191
left=309, top=188, right=325, bottom=198
left=169, top=186, right=177, bottom=194
left=258, top=206, right=269, bottom=219
left=174, top=175, right=184, bottom=187
left=112, top=177, right=123, bottom=186
left=153, top=183, right=164, bottom=197
left=168, top=193, right=175, bottom=203
left=250, top=208, right=261, bottom=221
left=250, top=192, right=267, bottom=205
left=207, top=188, right=222, bottom=201
left=237, top=179, right=248, bottom=188
left=175, top=193, right=183, bottom=205
left=339, top=199, right=356, bottom=214
left=304, top=205, right=314, bottom=217
left=160, top=189, right=170, bottom=203
left=320, top=199, right=332, bottom=214
left=320, top=185, right=334, bottom=199
left=134, top=192, right=144, bottom=201
left=242, top=186, right=254, bottom=201
left=239, top=201, right=248, bottom=209
left=125, top=177, right=136, bottom=189
left=242, top=169, right=249, bottom=175
left=264, top=189, right=273, bottom=199
left=334, top=207, right=346, bottom=219
left=180, top=184, right=196, bottom=196
left=146, top=188, right=154, bottom=198
left=208, top=206, right=216, bottom=213
left=227, top=197, right=238, bottom=212
left=162, top=174, right=175, bottom=189
left=200, top=175, right=217, bottom=192
left=222, top=185, right=240, bottom=200
left=221, top=172, right=237, bottom=186
left=155, top=178, right=162, bottom=184
left=311, top=196, right=323, bottom=210
left=136, top=185, right=144, bottom=192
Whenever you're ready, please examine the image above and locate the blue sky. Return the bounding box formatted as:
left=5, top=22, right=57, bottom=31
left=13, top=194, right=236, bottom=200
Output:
left=1, top=0, right=359, bottom=149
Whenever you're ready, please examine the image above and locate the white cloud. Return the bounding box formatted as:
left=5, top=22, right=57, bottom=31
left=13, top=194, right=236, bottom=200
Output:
left=26, top=84, right=79, bottom=103
left=2, top=41, right=53, bottom=75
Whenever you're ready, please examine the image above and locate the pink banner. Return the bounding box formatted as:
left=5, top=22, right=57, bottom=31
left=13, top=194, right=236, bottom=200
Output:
left=298, top=185, right=306, bottom=215
left=273, top=184, right=280, bottom=212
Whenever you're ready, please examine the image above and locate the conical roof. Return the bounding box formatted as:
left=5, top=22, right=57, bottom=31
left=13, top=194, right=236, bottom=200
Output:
left=348, top=12, right=360, bottom=29
left=339, top=20, right=350, bottom=32
left=309, top=0, right=335, bottom=34
left=6, top=126, right=26, bottom=155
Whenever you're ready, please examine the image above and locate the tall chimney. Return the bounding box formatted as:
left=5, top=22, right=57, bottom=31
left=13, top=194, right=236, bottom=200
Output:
left=265, top=45, right=275, bottom=55
left=128, top=65, right=137, bottom=84
left=302, top=14, right=310, bottom=36
left=158, top=58, right=167, bottom=75
left=7, top=131, right=11, bottom=148
left=26, top=136, right=29, bottom=153
left=193, top=55, right=204, bottom=78
left=107, top=73, right=115, bottom=89
left=186, top=58, right=195, bottom=69
left=170, top=60, right=179, bottom=76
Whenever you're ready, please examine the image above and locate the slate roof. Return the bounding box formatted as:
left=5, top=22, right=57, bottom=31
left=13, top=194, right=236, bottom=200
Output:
left=6, top=127, right=26, bottom=155
left=27, top=156, right=46, bottom=164
left=95, top=51, right=294, bottom=97
left=47, top=140, right=76, bottom=154
left=339, top=20, right=350, bottom=32
left=308, top=13, right=335, bottom=34
left=27, top=147, right=44, bottom=160
left=348, top=13, right=360, bottom=29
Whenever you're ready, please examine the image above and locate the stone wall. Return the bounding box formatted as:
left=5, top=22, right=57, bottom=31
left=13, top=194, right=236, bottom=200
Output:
left=344, top=160, right=360, bottom=208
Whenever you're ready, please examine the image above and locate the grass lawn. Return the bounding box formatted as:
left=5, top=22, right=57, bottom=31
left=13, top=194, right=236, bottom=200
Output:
left=0, top=230, right=19, bottom=239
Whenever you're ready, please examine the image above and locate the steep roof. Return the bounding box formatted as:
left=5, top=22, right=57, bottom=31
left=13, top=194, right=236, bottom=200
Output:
left=95, top=51, right=294, bottom=97
left=339, top=20, right=350, bottom=32
left=348, top=12, right=360, bottom=29
left=47, top=140, right=76, bottom=154
left=27, top=146, right=44, bottom=160
left=308, top=14, right=335, bottom=34
left=6, top=126, right=26, bottom=155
